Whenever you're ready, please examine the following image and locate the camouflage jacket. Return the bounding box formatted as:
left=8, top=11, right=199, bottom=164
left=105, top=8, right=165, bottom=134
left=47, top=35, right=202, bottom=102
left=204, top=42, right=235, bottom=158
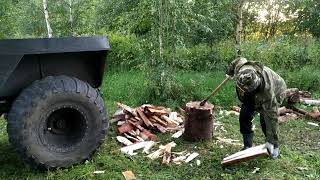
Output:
left=235, top=62, right=287, bottom=145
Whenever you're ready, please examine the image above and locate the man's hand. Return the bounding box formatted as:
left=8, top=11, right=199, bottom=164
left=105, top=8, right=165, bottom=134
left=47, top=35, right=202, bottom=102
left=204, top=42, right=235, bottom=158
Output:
left=265, top=142, right=274, bottom=154
left=226, top=63, right=235, bottom=77
left=265, top=142, right=279, bottom=159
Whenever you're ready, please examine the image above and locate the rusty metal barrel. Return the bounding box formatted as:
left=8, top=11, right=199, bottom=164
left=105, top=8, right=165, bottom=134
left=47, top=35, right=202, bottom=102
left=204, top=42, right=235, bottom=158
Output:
left=183, top=101, right=215, bottom=141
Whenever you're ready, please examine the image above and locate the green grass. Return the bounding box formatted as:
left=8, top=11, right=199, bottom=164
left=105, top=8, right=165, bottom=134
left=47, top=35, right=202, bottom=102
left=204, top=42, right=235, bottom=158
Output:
left=0, top=70, right=319, bottom=179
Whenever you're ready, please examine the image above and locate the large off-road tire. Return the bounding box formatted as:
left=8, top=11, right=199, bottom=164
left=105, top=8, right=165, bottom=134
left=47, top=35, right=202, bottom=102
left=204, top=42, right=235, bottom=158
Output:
left=7, top=76, right=108, bottom=169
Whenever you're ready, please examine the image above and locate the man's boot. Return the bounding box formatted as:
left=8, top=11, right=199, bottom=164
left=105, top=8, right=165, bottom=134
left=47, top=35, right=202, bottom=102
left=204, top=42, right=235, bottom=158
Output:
left=241, top=133, right=254, bottom=150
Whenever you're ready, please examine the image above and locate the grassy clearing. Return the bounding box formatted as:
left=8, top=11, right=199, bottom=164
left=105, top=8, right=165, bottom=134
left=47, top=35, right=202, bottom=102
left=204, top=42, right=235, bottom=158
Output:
left=0, top=70, right=319, bottom=179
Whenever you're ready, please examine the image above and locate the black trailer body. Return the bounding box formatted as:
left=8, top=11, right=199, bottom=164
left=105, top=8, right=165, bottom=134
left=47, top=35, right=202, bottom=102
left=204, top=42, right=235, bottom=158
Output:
left=0, top=37, right=111, bottom=170
left=0, top=36, right=110, bottom=100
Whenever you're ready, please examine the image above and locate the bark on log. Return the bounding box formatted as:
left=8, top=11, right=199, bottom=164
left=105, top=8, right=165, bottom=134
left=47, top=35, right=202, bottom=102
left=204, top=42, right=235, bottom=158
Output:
left=183, top=101, right=214, bottom=141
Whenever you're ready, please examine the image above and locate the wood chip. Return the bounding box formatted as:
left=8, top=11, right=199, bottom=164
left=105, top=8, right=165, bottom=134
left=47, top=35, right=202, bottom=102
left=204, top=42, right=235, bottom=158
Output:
left=93, top=170, right=105, bottom=174
left=185, top=152, right=199, bottom=163
left=147, top=142, right=176, bottom=160
left=307, top=122, right=319, bottom=127
left=143, top=141, right=156, bottom=154
left=122, top=171, right=136, bottom=180
left=116, top=136, right=133, bottom=146
left=171, top=129, right=184, bottom=138
left=120, top=141, right=153, bottom=156
left=162, top=143, right=172, bottom=165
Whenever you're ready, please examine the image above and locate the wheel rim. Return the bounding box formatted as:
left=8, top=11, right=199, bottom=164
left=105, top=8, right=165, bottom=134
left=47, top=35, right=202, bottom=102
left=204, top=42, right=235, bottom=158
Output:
left=41, top=106, right=87, bottom=152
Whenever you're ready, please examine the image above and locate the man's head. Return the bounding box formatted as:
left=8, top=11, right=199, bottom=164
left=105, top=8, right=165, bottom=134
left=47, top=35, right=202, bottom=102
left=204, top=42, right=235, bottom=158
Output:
left=236, top=65, right=261, bottom=93
left=226, top=57, right=248, bottom=77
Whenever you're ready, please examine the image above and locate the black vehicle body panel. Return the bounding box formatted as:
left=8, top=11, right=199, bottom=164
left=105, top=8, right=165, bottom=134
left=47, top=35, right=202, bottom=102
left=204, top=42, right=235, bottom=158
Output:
left=0, top=36, right=110, bottom=100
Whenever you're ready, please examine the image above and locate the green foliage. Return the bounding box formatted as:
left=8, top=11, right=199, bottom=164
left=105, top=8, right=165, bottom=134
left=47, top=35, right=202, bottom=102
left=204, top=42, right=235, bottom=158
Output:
left=280, top=66, right=320, bottom=91
left=106, top=33, right=143, bottom=69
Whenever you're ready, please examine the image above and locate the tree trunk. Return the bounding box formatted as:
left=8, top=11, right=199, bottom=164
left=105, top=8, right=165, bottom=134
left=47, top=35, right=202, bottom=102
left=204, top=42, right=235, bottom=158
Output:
left=69, top=0, right=74, bottom=36
left=235, top=0, right=244, bottom=57
left=159, top=0, right=164, bottom=61
left=172, top=0, right=177, bottom=65
left=43, top=0, right=53, bottom=38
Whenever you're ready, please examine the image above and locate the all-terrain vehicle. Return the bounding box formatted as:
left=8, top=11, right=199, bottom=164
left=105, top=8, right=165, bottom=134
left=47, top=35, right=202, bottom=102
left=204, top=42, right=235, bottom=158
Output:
left=0, top=37, right=110, bottom=169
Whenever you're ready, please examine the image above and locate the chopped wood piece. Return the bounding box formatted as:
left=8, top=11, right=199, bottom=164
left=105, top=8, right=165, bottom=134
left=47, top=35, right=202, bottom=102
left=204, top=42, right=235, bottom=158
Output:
left=172, top=129, right=184, bottom=138
left=162, top=143, right=173, bottom=165
left=124, top=133, right=141, bottom=142
left=116, top=136, right=133, bottom=146
left=216, top=137, right=242, bottom=146
left=117, top=102, right=137, bottom=117
left=302, top=99, right=320, bottom=106
left=222, top=144, right=269, bottom=166
left=166, top=126, right=184, bottom=132
left=147, top=142, right=176, bottom=160
left=118, top=123, right=135, bottom=134
left=137, top=108, right=153, bottom=127
left=152, top=116, right=168, bottom=126
left=120, top=141, right=153, bottom=156
left=143, top=141, right=156, bottom=154
left=153, top=123, right=167, bottom=133
left=196, top=160, right=201, bottom=166
left=93, top=170, right=105, bottom=174
left=117, top=121, right=126, bottom=126
left=161, top=115, right=179, bottom=126
left=122, top=171, right=136, bottom=180
left=172, top=155, right=187, bottom=164
left=307, top=122, right=319, bottom=127
left=185, top=152, right=199, bottom=163
left=129, top=121, right=157, bottom=141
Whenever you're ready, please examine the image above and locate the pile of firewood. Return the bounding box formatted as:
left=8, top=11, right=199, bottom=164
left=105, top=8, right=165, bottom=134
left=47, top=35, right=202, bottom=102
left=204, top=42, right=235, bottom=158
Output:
left=112, top=103, right=201, bottom=165
left=111, top=103, right=185, bottom=144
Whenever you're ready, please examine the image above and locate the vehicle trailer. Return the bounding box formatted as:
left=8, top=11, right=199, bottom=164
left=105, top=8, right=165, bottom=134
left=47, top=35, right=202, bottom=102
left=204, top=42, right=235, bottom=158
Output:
left=0, top=37, right=110, bottom=169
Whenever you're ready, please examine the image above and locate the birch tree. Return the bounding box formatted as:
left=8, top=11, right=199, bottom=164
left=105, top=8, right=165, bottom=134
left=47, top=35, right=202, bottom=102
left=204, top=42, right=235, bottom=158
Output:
left=43, top=0, right=53, bottom=38
left=236, top=0, right=244, bottom=57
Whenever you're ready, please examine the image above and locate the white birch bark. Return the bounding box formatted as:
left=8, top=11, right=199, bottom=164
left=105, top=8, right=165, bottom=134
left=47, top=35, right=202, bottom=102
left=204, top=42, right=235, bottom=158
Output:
left=43, top=0, right=53, bottom=38
left=69, top=0, right=75, bottom=36
left=235, top=0, right=243, bottom=57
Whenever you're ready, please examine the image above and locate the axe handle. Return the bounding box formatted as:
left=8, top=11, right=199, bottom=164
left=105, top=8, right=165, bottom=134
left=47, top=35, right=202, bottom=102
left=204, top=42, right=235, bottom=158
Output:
left=200, top=75, right=232, bottom=106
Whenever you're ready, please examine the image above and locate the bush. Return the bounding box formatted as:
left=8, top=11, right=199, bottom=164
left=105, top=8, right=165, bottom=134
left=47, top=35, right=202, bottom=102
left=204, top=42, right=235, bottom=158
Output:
left=280, top=66, right=320, bottom=92
left=107, top=32, right=143, bottom=69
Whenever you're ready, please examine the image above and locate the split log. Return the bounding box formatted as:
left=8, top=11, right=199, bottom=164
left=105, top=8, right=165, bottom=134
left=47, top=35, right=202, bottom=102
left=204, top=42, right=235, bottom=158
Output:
left=116, top=136, right=133, bottom=146
left=183, top=101, right=214, bottom=141
left=222, top=144, right=269, bottom=166
left=129, top=121, right=157, bottom=141
left=118, top=123, right=135, bottom=134
left=301, top=99, right=320, bottom=106
left=136, top=108, right=153, bottom=127
left=153, top=123, right=167, bottom=133
left=117, top=102, right=138, bottom=117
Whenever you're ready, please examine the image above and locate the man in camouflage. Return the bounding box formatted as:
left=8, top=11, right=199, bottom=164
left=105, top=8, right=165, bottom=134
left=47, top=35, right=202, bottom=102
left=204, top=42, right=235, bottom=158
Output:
left=226, top=57, right=287, bottom=159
